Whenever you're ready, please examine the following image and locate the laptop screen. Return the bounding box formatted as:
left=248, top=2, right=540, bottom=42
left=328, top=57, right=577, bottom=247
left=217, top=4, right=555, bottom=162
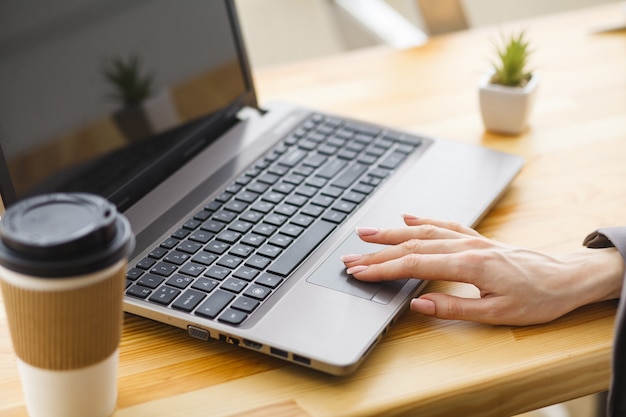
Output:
left=0, top=0, right=255, bottom=210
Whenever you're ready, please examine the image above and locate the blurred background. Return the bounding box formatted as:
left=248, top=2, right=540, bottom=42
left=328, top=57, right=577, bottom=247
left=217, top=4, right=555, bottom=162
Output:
left=235, top=0, right=620, bottom=68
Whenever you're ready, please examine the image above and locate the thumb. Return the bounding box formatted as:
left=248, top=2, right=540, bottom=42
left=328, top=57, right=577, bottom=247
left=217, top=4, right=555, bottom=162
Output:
left=410, top=294, right=502, bottom=324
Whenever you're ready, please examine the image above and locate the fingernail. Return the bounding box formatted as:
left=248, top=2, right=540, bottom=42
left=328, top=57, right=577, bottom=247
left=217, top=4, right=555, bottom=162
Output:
left=401, top=213, right=419, bottom=220
left=356, top=227, right=379, bottom=236
left=341, top=254, right=362, bottom=263
left=411, top=298, right=436, bottom=315
left=346, top=265, right=368, bottom=275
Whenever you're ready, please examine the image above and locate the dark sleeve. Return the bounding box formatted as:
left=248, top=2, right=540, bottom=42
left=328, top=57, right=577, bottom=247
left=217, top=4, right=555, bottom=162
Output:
left=584, top=227, right=626, bottom=417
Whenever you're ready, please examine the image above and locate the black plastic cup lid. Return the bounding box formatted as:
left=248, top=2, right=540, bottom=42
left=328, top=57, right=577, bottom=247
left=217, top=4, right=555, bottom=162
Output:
left=0, top=193, right=135, bottom=278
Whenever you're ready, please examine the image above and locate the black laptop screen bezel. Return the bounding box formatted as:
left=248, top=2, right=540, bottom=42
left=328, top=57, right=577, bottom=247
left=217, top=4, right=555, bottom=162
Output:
left=0, top=0, right=258, bottom=211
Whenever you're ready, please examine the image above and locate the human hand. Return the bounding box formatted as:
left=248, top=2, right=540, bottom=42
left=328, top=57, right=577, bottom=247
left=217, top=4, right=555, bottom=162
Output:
left=341, top=215, right=623, bottom=326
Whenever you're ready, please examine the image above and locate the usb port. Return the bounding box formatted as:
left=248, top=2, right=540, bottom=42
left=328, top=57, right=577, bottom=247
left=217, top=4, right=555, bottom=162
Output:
left=243, top=339, right=263, bottom=350
left=270, top=347, right=288, bottom=358
left=292, top=354, right=311, bottom=366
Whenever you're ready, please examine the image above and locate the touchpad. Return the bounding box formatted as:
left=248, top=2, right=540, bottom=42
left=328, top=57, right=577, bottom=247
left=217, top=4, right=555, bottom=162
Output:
left=307, top=233, right=408, bottom=304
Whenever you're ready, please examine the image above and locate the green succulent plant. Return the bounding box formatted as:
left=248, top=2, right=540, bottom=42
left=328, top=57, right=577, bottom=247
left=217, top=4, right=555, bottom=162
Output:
left=490, top=31, right=532, bottom=87
left=102, top=54, right=154, bottom=108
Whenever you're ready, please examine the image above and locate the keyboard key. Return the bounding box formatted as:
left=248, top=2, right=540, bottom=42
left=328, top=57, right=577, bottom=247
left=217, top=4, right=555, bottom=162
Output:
left=136, top=257, right=156, bottom=270
left=166, top=274, right=194, bottom=289
left=255, top=273, right=283, bottom=289
left=137, top=273, right=164, bottom=289
left=243, top=284, right=272, bottom=301
left=126, top=285, right=152, bottom=299
left=164, top=250, right=190, bottom=265
left=160, top=238, right=179, bottom=250
left=233, top=266, right=259, bottom=281
left=172, top=289, right=206, bottom=312
left=245, top=255, right=272, bottom=270
left=267, top=220, right=336, bottom=276
left=191, top=251, right=217, bottom=266
left=183, top=219, right=202, bottom=230
left=177, top=240, right=203, bottom=254
left=231, top=297, right=260, bottom=313
left=291, top=214, right=315, bottom=228
left=275, top=204, right=298, bottom=217
left=240, top=210, right=264, bottom=223
left=205, top=266, right=231, bottom=280
left=269, top=234, right=293, bottom=248
left=332, top=163, right=367, bottom=189
left=213, top=210, right=237, bottom=223
left=192, top=277, right=219, bottom=293
left=301, top=204, right=324, bottom=217
left=195, top=290, right=235, bottom=319
left=179, top=263, right=206, bottom=277
left=277, top=148, right=307, bottom=167
left=149, top=286, right=180, bottom=305
left=229, top=220, right=253, bottom=234
left=235, top=191, right=260, bottom=203
left=202, top=219, right=226, bottom=233
left=148, top=247, right=168, bottom=259
left=218, top=309, right=248, bottom=325
left=332, top=201, right=357, bottom=214
left=320, top=186, right=343, bottom=198
left=280, top=224, right=304, bottom=238
left=189, top=230, right=213, bottom=244
left=205, top=240, right=229, bottom=255
left=322, top=210, right=347, bottom=224
left=251, top=223, right=277, bottom=237
left=343, top=191, right=366, bottom=204
left=240, top=233, right=266, bottom=247
left=151, top=262, right=178, bottom=277
left=193, top=209, right=212, bottom=221
left=217, top=255, right=243, bottom=269
left=311, top=195, right=334, bottom=208
left=126, top=268, right=144, bottom=280
left=220, top=277, right=248, bottom=294
left=172, top=228, right=190, bottom=239
left=216, top=230, right=241, bottom=244
left=379, top=151, right=407, bottom=170
left=229, top=244, right=255, bottom=258
left=224, top=200, right=248, bottom=213
left=265, top=213, right=288, bottom=226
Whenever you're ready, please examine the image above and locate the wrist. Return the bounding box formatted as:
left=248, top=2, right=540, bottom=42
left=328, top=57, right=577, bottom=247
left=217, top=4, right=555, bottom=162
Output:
left=559, top=247, right=624, bottom=308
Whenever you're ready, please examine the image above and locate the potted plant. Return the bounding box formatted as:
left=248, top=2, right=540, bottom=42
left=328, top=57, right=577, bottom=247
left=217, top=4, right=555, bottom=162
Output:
left=478, top=31, right=539, bottom=135
left=102, top=54, right=154, bottom=141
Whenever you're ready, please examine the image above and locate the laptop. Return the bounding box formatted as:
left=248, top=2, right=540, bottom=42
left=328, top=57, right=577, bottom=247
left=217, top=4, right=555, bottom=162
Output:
left=0, top=0, right=523, bottom=375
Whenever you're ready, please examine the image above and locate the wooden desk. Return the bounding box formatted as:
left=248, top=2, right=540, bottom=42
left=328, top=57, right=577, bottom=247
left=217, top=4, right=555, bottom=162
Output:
left=1, top=4, right=625, bottom=417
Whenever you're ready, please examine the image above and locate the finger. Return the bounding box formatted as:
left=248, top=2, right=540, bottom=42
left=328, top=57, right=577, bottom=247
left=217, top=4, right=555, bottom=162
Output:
left=342, top=237, right=479, bottom=268
left=346, top=253, right=470, bottom=284
left=401, top=214, right=481, bottom=237
left=356, top=223, right=470, bottom=246
left=411, top=293, right=510, bottom=325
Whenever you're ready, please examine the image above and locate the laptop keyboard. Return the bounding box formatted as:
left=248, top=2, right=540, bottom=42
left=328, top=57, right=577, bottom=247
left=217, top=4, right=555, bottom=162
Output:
left=125, top=113, right=423, bottom=326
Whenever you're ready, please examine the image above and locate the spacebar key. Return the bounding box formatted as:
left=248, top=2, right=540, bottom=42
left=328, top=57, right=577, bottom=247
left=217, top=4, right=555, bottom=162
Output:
left=267, top=220, right=336, bottom=276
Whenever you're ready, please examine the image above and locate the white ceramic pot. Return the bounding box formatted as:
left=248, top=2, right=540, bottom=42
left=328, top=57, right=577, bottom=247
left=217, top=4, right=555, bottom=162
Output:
left=478, top=69, right=539, bottom=135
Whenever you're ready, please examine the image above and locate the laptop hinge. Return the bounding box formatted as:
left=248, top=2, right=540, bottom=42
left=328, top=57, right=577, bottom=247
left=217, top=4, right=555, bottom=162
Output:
left=237, top=106, right=265, bottom=121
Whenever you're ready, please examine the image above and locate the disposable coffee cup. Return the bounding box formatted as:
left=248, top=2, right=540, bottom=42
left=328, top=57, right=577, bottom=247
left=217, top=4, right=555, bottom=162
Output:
left=0, top=193, right=134, bottom=417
